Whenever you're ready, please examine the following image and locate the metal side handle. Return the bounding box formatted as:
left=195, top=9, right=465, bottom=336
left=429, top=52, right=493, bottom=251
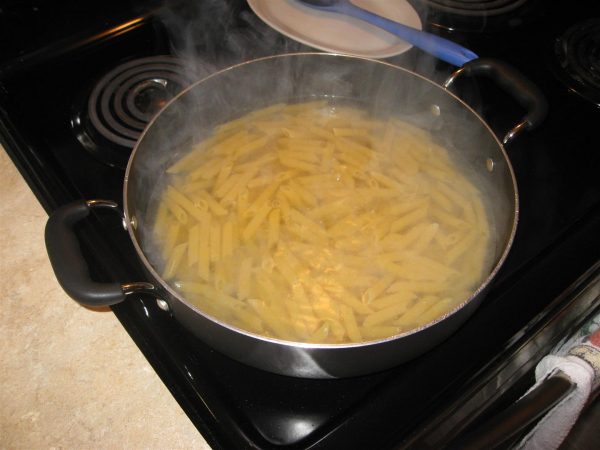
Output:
left=444, top=58, right=548, bottom=146
left=45, top=199, right=154, bottom=307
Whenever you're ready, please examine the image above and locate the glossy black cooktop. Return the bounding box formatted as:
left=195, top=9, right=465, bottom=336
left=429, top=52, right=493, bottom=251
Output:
left=1, top=0, right=599, bottom=448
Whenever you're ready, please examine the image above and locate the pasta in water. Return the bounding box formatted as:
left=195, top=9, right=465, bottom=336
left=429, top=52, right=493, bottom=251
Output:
left=152, top=100, right=492, bottom=344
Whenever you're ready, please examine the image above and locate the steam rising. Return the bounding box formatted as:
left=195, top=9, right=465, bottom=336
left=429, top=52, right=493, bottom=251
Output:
left=159, top=0, right=305, bottom=80
left=128, top=0, right=508, bottom=295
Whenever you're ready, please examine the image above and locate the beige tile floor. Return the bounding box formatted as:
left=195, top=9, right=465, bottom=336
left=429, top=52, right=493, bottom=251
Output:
left=0, top=148, right=210, bottom=449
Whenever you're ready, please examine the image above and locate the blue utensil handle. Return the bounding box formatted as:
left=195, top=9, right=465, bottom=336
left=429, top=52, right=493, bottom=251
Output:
left=339, top=2, right=478, bottom=66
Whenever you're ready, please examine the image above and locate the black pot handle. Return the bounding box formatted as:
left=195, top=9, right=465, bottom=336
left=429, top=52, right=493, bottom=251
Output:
left=45, top=199, right=155, bottom=307
left=443, top=57, right=548, bottom=145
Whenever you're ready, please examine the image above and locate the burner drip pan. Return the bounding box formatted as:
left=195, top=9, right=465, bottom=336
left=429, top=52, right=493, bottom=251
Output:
left=554, top=19, right=600, bottom=106
left=71, top=55, right=192, bottom=168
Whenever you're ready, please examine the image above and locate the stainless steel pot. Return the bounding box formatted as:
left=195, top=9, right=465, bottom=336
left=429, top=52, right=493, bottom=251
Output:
left=46, top=53, right=547, bottom=378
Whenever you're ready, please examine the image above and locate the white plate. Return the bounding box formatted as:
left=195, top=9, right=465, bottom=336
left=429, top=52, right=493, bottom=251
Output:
left=247, top=0, right=422, bottom=59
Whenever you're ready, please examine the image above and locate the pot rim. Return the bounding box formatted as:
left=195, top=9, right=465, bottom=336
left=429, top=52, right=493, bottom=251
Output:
left=123, top=52, right=519, bottom=350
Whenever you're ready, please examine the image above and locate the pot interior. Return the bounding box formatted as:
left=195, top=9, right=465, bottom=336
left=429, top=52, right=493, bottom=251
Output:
left=124, top=53, right=516, bottom=342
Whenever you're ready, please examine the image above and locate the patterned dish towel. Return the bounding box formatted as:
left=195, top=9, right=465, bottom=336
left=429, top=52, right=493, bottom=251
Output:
left=517, top=314, right=600, bottom=450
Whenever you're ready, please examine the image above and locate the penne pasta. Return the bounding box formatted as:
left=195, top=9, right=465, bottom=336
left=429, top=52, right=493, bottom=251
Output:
left=164, top=198, right=188, bottom=225
left=188, top=224, right=200, bottom=267
left=209, top=220, right=221, bottom=263
left=162, top=243, right=187, bottom=280
left=193, top=190, right=228, bottom=216
left=185, top=157, right=226, bottom=182
left=340, top=305, right=363, bottom=342
left=237, top=257, right=253, bottom=300
left=150, top=100, right=493, bottom=344
left=221, top=220, right=234, bottom=259
left=242, top=202, right=271, bottom=242
left=163, top=222, right=180, bottom=257
left=153, top=203, right=169, bottom=237
left=369, top=291, right=416, bottom=311
left=395, top=295, right=439, bottom=327
left=197, top=213, right=211, bottom=281
left=390, top=206, right=429, bottom=233
left=166, top=186, right=206, bottom=223
left=267, top=208, right=281, bottom=250
left=363, top=299, right=412, bottom=328
left=218, top=166, right=261, bottom=206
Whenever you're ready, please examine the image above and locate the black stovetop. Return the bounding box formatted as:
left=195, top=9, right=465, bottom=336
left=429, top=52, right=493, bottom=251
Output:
left=1, top=1, right=599, bottom=448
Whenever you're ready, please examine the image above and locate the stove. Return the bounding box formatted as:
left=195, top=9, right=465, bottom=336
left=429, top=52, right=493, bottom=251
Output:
left=1, top=0, right=599, bottom=448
